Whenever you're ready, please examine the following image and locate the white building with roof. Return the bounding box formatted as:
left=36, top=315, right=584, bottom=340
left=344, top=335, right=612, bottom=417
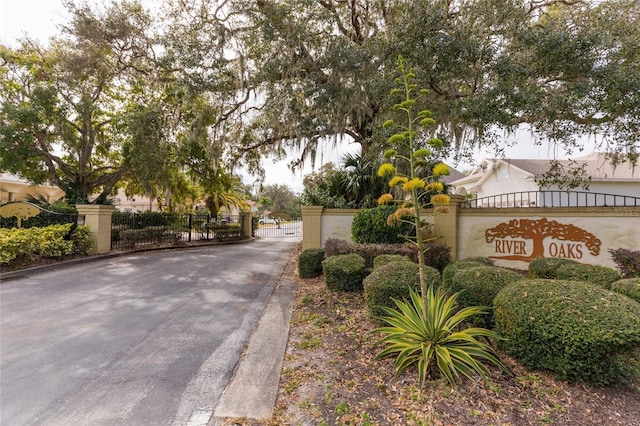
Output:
left=0, top=173, right=65, bottom=204
left=450, top=153, right=640, bottom=207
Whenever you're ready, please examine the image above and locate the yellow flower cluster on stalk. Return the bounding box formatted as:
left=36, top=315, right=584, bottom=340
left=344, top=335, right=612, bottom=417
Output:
left=374, top=56, right=450, bottom=287
left=373, top=56, right=507, bottom=389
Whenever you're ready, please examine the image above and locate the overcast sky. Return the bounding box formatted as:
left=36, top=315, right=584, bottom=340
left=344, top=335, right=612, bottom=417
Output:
left=1, top=0, right=592, bottom=193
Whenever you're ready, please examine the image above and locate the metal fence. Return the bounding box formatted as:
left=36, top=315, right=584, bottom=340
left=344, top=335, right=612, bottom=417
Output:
left=460, top=191, right=640, bottom=209
left=111, top=212, right=246, bottom=251
left=0, top=201, right=79, bottom=229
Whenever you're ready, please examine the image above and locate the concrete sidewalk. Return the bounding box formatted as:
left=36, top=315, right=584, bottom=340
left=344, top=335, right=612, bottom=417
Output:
left=211, top=278, right=297, bottom=424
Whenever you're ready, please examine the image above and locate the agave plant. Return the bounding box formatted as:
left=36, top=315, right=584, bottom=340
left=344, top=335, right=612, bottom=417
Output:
left=374, top=286, right=507, bottom=387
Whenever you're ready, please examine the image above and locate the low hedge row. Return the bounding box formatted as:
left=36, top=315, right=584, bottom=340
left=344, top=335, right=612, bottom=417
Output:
left=494, top=279, right=640, bottom=385
left=118, top=226, right=181, bottom=248
left=0, top=224, right=93, bottom=265
left=324, top=238, right=451, bottom=272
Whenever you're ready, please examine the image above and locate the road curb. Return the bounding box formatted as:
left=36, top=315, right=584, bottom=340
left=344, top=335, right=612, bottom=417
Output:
left=211, top=276, right=297, bottom=423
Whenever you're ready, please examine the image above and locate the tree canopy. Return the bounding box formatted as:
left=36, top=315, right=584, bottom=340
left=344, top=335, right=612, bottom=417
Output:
left=1, top=0, right=639, bottom=207
left=0, top=1, right=158, bottom=203
left=230, top=0, right=639, bottom=164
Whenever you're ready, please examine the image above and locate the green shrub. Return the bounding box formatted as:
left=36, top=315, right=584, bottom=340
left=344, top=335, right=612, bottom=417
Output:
left=351, top=206, right=414, bottom=244
left=324, top=239, right=414, bottom=269
left=364, top=262, right=440, bottom=324
left=372, top=254, right=411, bottom=270
left=0, top=228, right=34, bottom=264
left=445, top=266, right=523, bottom=328
left=442, top=261, right=483, bottom=288
left=322, top=253, right=366, bottom=292
left=556, top=263, right=622, bottom=289
left=0, top=224, right=89, bottom=265
left=36, top=225, right=73, bottom=258
left=612, top=278, right=640, bottom=304
left=112, top=211, right=177, bottom=229
left=527, top=257, right=578, bottom=279
left=323, top=238, right=451, bottom=272
left=609, top=248, right=640, bottom=278
left=70, top=225, right=93, bottom=255
left=423, top=243, right=452, bottom=272
left=298, top=248, right=325, bottom=278
left=459, top=256, right=495, bottom=266
left=494, top=279, right=640, bottom=385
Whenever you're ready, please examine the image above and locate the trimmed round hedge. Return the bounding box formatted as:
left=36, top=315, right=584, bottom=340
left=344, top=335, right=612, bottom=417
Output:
left=494, top=279, right=640, bottom=385
left=372, top=254, right=412, bottom=270
left=459, top=256, right=495, bottom=266
left=322, top=253, right=366, bottom=292
left=445, top=266, right=523, bottom=328
left=363, top=261, right=440, bottom=324
left=527, top=257, right=578, bottom=279
left=556, top=263, right=622, bottom=289
left=442, top=261, right=483, bottom=288
left=611, top=278, right=640, bottom=304
left=298, top=248, right=325, bottom=278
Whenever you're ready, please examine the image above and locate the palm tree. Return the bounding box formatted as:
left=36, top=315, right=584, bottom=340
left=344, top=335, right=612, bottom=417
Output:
left=203, top=168, right=248, bottom=219
left=340, top=152, right=387, bottom=208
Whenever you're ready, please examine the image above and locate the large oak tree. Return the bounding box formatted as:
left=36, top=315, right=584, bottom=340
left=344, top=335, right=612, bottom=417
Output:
left=228, top=0, right=639, bottom=168
left=0, top=1, right=159, bottom=203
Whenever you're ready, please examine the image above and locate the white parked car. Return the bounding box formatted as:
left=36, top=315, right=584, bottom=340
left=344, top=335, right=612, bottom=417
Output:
left=259, top=216, right=277, bottom=225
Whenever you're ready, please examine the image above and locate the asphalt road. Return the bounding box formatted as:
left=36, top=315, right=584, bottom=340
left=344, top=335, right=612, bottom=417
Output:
left=0, top=239, right=297, bottom=425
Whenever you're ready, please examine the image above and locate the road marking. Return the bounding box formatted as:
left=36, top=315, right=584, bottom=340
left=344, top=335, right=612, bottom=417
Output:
left=187, top=410, right=212, bottom=426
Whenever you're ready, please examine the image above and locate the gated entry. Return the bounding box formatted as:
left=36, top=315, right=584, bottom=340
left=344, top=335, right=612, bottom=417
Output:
left=255, top=218, right=302, bottom=239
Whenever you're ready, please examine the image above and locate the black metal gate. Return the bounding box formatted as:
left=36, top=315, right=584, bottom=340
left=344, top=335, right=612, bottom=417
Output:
left=255, top=218, right=302, bottom=239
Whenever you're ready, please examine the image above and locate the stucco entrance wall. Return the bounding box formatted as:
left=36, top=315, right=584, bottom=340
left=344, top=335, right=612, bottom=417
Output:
left=457, top=206, right=640, bottom=270
left=320, top=209, right=360, bottom=246
left=301, top=206, right=436, bottom=250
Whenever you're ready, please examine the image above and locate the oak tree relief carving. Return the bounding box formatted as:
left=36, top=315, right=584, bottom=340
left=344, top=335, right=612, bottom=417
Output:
left=485, top=218, right=601, bottom=262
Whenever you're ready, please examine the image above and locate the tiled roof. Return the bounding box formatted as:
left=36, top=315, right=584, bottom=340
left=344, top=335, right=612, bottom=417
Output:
left=441, top=167, right=466, bottom=184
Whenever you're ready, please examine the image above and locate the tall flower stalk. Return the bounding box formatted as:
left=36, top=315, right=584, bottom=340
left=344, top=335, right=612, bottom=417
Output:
left=375, top=56, right=506, bottom=386
left=377, top=56, right=451, bottom=305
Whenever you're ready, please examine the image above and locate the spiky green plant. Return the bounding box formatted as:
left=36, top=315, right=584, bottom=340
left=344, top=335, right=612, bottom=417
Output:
left=375, top=287, right=507, bottom=386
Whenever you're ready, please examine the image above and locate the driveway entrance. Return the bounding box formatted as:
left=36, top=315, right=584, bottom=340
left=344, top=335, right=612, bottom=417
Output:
left=0, top=239, right=296, bottom=425
left=255, top=218, right=302, bottom=239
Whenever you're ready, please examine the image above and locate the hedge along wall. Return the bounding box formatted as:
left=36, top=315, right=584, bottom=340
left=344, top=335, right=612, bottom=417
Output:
left=457, top=206, right=640, bottom=270
left=302, top=199, right=640, bottom=270
left=301, top=206, right=435, bottom=250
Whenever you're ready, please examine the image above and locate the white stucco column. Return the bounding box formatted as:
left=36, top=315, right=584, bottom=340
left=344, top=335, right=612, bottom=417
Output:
left=75, top=204, right=115, bottom=254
